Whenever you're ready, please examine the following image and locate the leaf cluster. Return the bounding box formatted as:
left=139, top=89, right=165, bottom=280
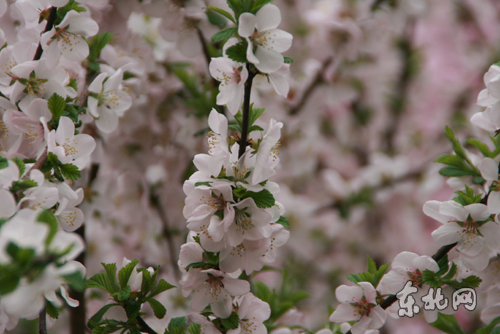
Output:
left=42, top=152, right=81, bottom=182
left=87, top=260, right=175, bottom=333
left=47, top=93, right=86, bottom=129
left=346, top=255, right=389, bottom=289
left=422, top=255, right=481, bottom=290
left=87, top=32, right=114, bottom=73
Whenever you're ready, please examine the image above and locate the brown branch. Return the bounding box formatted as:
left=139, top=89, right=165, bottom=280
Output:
left=39, top=305, right=47, bottom=334
left=21, top=148, right=48, bottom=181
left=289, top=57, right=333, bottom=115
left=34, top=7, right=58, bottom=61
left=238, top=64, right=256, bottom=158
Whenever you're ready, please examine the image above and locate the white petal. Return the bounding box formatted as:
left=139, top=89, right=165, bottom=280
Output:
left=254, top=47, right=283, bottom=73
left=480, top=158, right=499, bottom=181
left=238, top=13, right=257, bottom=38
left=255, top=4, right=281, bottom=31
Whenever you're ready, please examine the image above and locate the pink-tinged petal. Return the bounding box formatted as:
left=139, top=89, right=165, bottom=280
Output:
left=489, top=76, right=500, bottom=100
left=481, top=221, right=500, bottom=250
left=72, top=134, right=96, bottom=160
left=423, top=200, right=448, bottom=224
left=55, top=116, right=75, bottom=144
left=335, top=285, right=363, bottom=304
left=210, top=57, right=236, bottom=80
left=95, top=109, right=119, bottom=133
left=431, top=223, right=463, bottom=246
left=269, top=71, right=289, bottom=97
left=358, top=282, right=376, bottom=303
left=104, top=90, right=131, bottom=115
left=193, top=153, right=221, bottom=177
left=488, top=192, right=500, bottom=214
left=0, top=189, right=16, bottom=218
left=190, top=286, right=212, bottom=312
left=254, top=47, right=283, bottom=73
left=478, top=89, right=498, bottom=107
left=466, top=203, right=490, bottom=222
left=238, top=13, right=257, bottom=38
left=208, top=108, right=228, bottom=135
left=264, top=28, right=292, bottom=53
left=60, top=34, right=89, bottom=62
left=60, top=286, right=79, bottom=307
left=412, top=256, right=439, bottom=272
left=207, top=215, right=225, bottom=242
left=88, top=73, right=107, bottom=93
left=470, top=110, right=497, bottom=132
left=378, top=270, right=408, bottom=294
left=439, top=201, right=468, bottom=221
left=87, top=96, right=99, bottom=117
left=368, top=305, right=387, bottom=329
left=423, top=309, right=438, bottom=323
left=58, top=207, right=83, bottom=232
left=178, top=242, right=204, bottom=270
left=223, top=277, right=250, bottom=296
left=66, top=15, right=99, bottom=36
left=480, top=158, right=499, bottom=181
left=103, top=69, right=123, bottom=92
left=351, top=317, right=371, bottom=334
left=460, top=247, right=492, bottom=271
left=245, top=37, right=260, bottom=64
left=486, top=286, right=500, bottom=306
left=481, top=305, right=500, bottom=324
left=329, top=303, right=359, bottom=322
left=255, top=4, right=281, bottom=31
left=211, top=289, right=233, bottom=318
left=392, top=251, right=419, bottom=270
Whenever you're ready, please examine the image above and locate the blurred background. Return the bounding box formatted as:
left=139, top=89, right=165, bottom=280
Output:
left=6, top=0, right=500, bottom=332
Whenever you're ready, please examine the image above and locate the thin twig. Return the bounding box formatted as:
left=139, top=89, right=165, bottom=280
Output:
left=21, top=148, right=48, bottom=181
left=39, top=305, right=47, bottom=334
left=238, top=64, right=256, bottom=158
left=34, top=7, right=58, bottom=61
left=289, top=57, right=333, bottom=115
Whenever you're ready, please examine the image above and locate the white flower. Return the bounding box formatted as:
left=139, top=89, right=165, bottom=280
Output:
left=479, top=157, right=500, bottom=215
left=41, top=10, right=99, bottom=68
left=329, top=282, right=386, bottom=334
left=238, top=4, right=293, bottom=73
left=87, top=69, right=132, bottom=133
left=209, top=57, right=248, bottom=115
left=229, top=293, right=270, bottom=334
left=477, top=65, right=500, bottom=108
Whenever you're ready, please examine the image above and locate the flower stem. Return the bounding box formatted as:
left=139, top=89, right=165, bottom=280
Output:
left=136, top=316, right=157, bottom=334
left=39, top=305, right=47, bottom=334
left=34, top=7, right=58, bottom=61
left=238, top=64, right=256, bottom=158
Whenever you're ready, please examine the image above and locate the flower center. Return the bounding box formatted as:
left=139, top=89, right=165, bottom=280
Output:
left=407, top=269, right=423, bottom=288
left=351, top=297, right=372, bottom=318
left=234, top=208, right=254, bottom=233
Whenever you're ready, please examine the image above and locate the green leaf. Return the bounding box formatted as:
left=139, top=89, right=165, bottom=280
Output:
left=442, top=262, right=457, bottom=280
left=63, top=271, right=86, bottom=292
left=186, top=323, right=201, bottom=334
left=195, top=182, right=212, bottom=187
left=250, top=0, right=274, bottom=13
left=373, top=262, right=390, bottom=288
left=149, top=279, right=175, bottom=298
left=346, top=273, right=373, bottom=284
left=88, top=33, right=114, bottom=63
left=11, top=157, right=25, bottom=177
left=288, top=290, right=310, bottom=304
left=60, top=163, right=81, bottom=181
left=459, top=275, right=482, bottom=288
left=473, top=176, right=486, bottom=184
left=45, top=300, right=59, bottom=319
left=116, top=285, right=131, bottom=301
left=220, top=312, right=239, bottom=329
left=125, top=299, right=142, bottom=319
left=435, top=154, right=469, bottom=169
left=118, top=259, right=139, bottom=289
left=422, top=269, right=441, bottom=288
left=240, top=189, right=275, bottom=208
left=225, top=43, right=247, bottom=63
left=248, top=125, right=264, bottom=133
left=86, top=273, right=114, bottom=292
left=478, top=316, right=500, bottom=334
left=276, top=216, right=290, bottom=229
left=284, top=56, right=293, bottom=64
left=67, top=77, right=78, bottom=91
left=226, top=0, right=243, bottom=19
left=211, top=27, right=238, bottom=43
left=249, top=107, right=265, bottom=126
left=206, top=6, right=236, bottom=24
left=435, top=255, right=449, bottom=276
left=57, top=0, right=86, bottom=19
left=466, top=138, right=492, bottom=157
left=37, top=210, right=58, bottom=246
left=185, top=262, right=211, bottom=271
left=0, top=267, right=21, bottom=295
left=0, top=156, right=8, bottom=169
left=430, top=313, right=465, bottom=334
left=445, top=126, right=473, bottom=167
left=233, top=187, right=247, bottom=198
left=87, top=303, right=119, bottom=329
left=10, top=179, right=37, bottom=193
left=168, top=316, right=187, bottom=334
left=102, top=263, right=119, bottom=292
left=367, top=256, right=377, bottom=274
left=439, top=166, right=477, bottom=177
left=228, top=121, right=242, bottom=132
left=48, top=93, right=66, bottom=121
left=148, top=298, right=167, bottom=319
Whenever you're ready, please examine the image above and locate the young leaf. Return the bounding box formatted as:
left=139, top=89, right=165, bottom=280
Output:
left=225, top=43, right=248, bottom=63
left=37, top=210, right=58, bottom=247
left=118, top=259, right=139, bottom=289
left=149, top=279, right=175, bottom=298
left=86, top=272, right=114, bottom=292
left=478, top=316, right=500, bottom=334
left=240, top=189, right=275, bottom=208
left=430, top=313, right=465, bottom=334
left=45, top=300, right=59, bottom=319
left=48, top=93, right=66, bottom=121
left=206, top=6, right=236, bottom=24
left=220, top=312, right=240, bottom=329
left=439, top=166, right=476, bottom=177
left=249, top=107, right=265, bottom=126
left=88, top=32, right=114, bottom=63
left=87, top=303, right=119, bottom=329
left=60, top=163, right=81, bottom=181
left=116, top=285, right=131, bottom=301
left=250, top=0, right=274, bottom=13
left=168, top=316, right=187, bottom=334
left=211, top=27, right=238, bottom=43
left=284, top=56, right=293, bottom=64
left=10, top=179, right=37, bottom=193
left=63, top=271, right=86, bottom=292
left=466, top=138, right=492, bottom=157
left=101, top=263, right=119, bottom=292
left=148, top=298, right=167, bottom=319
left=373, top=262, right=390, bottom=288
left=434, top=154, right=469, bottom=169
left=367, top=256, right=377, bottom=275
left=276, top=216, right=290, bottom=229
left=0, top=156, right=8, bottom=169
